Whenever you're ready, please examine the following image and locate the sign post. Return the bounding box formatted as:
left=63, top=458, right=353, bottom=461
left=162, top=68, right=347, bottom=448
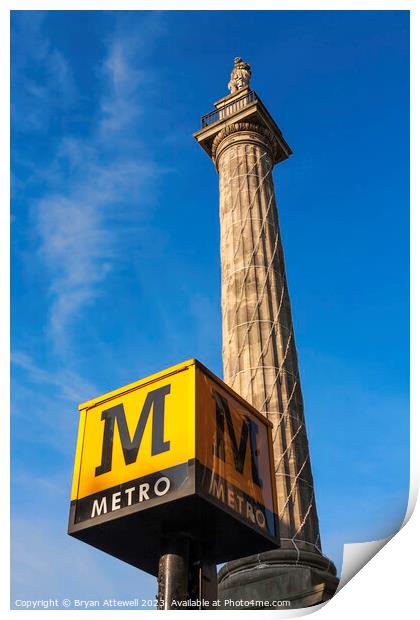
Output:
left=157, top=536, right=190, bottom=609
left=68, top=359, right=279, bottom=607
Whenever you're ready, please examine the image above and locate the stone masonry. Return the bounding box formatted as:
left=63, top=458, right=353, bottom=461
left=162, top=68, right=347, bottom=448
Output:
left=193, top=59, right=338, bottom=607
left=215, top=121, right=321, bottom=554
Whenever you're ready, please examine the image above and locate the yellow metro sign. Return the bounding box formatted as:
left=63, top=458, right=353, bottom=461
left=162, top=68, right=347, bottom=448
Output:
left=68, top=359, right=279, bottom=575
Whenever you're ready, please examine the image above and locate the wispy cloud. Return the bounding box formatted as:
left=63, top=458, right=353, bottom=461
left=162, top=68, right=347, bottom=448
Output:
left=11, top=351, right=96, bottom=402
left=11, top=12, right=76, bottom=131
left=15, top=16, right=167, bottom=352
left=11, top=349, right=98, bottom=459
left=100, top=38, right=147, bottom=134
left=34, top=157, right=153, bottom=349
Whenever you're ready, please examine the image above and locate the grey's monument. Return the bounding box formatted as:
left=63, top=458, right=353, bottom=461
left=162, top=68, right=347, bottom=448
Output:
left=193, top=58, right=339, bottom=607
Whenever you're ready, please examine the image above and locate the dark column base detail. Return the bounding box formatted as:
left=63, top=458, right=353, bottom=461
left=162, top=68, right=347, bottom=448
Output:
left=218, top=549, right=339, bottom=610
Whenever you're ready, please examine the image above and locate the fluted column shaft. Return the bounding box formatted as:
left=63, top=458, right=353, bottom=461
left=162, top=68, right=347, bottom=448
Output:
left=215, top=123, right=321, bottom=553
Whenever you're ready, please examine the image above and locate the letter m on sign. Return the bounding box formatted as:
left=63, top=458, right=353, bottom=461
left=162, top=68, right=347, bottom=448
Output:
left=212, top=390, right=262, bottom=487
left=95, top=384, right=171, bottom=476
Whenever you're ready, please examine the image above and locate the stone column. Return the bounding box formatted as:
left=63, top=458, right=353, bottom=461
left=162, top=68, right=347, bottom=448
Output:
left=215, top=121, right=321, bottom=554
left=193, top=63, right=339, bottom=606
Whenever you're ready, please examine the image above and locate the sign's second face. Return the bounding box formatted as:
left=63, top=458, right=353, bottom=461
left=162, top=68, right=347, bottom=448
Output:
left=69, top=359, right=279, bottom=575
left=196, top=370, right=277, bottom=541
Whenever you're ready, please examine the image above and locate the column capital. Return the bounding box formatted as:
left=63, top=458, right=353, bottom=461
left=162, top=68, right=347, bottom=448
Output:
left=212, top=121, right=277, bottom=170
left=193, top=90, right=292, bottom=167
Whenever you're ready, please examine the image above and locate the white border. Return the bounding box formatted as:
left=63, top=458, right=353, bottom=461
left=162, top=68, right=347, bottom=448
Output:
left=3, top=2, right=416, bottom=618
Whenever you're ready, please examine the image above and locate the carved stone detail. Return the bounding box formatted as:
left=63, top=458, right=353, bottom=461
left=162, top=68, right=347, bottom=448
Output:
left=228, top=57, right=251, bottom=93
left=212, top=121, right=279, bottom=166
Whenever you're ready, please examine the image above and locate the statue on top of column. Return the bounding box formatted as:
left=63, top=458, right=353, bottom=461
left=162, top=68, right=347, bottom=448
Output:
left=228, top=57, right=251, bottom=93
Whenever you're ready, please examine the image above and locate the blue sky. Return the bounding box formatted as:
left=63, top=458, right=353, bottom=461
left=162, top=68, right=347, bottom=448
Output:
left=11, top=10, right=409, bottom=607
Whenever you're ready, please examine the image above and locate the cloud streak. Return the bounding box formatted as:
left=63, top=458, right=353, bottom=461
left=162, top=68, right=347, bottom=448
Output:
left=11, top=12, right=76, bottom=131
left=19, top=17, right=166, bottom=353
left=11, top=350, right=96, bottom=402
left=100, top=38, right=146, bottom=134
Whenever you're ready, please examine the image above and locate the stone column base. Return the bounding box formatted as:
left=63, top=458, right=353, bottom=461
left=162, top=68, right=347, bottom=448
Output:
left=217, top=549, right=339, bottom=610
